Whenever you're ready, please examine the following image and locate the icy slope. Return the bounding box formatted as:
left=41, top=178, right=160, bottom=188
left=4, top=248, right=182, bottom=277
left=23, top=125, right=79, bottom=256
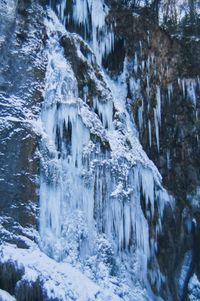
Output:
left=1, top=242, right=124, bottom=301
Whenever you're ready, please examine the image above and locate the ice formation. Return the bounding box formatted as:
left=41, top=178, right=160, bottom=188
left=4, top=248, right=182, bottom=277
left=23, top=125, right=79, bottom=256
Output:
left=188, top=274, right=200, bottom=301
left=0, top=0, right=16, bottom=18
left=0, top=1, right=199, bottom=300
left=38, top=7, right=172, bottom=295
left=181, top=78, right=200, bottom=108
left=0, top=242, right=123, bottom=301
left=0, top=289, right=16, bottom=301
left=154, top=86, right=161, bottom=151
left=53, top=0, right=115, bottom=64
left=0, top=0, right=17, bottom=47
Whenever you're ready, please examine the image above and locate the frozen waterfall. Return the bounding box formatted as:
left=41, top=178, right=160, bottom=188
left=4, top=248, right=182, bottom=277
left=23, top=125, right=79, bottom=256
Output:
left=39, top=3, right=171, bottom=290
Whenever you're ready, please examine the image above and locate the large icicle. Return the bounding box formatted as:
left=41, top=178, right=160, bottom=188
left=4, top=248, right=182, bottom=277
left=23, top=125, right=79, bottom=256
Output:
left=55, top=0, right=115, bottom=64
left=154, top=85, right=161, bottom=151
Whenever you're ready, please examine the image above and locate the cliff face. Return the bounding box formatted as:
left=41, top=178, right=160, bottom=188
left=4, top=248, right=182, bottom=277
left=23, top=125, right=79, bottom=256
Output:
left=110, top=6, right=200, bottom=301
left=0, top=0, right=47, bottom=241
left=0, top=0, right=200, bottom=300
left=104, top=3, right=200, bottom=300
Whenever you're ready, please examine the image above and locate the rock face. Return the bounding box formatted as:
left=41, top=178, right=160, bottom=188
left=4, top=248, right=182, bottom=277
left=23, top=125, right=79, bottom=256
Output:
left=0, top=0, right=200, bottom=301
left=109, top=8, right=200, bottom=301
left=108, top=4, right=200, bottom=301
left=0, top=0, right=47, bottom=241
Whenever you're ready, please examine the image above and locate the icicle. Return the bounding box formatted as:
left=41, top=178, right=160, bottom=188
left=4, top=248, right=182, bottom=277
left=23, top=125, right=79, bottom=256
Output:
left=134, top=53, right=138, bottom=73
left=141, top=60, right=145, bottom=70
left=154, top=108, right=159, bottom=151
left=182, top=79, right=185, bottom=98
left=185, top=79, right=197, bottom=107
left=72, top=0, right=90, bottom=27
left=68, top=0, right=115, bottom=64
left=166, top=149, right=171, bottom=170
left=56, top=0, right=67, bottom=24
left=139, top=40, right=142, bottom=55
left=148, top=119, right=152, bottom=147
left=140, top=167, right=154, bottom=217
left=151, top=54, right=154, bottom=65
left=167, top=83, right=173, bottom=104
left=154, top=86, right=161, bottom=151
left=93, top=97, right=113, bottom=131
left=129, top=77, right=140, bottom=97
left=147, top=55, right=150, bottom=72
left=179, top=78, right=199, bottom=108
left=138, top=98, right=144, bottom=130
left=178, top=77, right=181, bottom=89
left=146, top=75, right=150, bottom=99
left=147, top=30, right=150, bottom=45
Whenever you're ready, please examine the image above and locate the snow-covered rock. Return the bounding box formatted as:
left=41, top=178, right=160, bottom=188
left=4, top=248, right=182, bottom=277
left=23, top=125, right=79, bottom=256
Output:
left=188, top=274, right=200, bottom=301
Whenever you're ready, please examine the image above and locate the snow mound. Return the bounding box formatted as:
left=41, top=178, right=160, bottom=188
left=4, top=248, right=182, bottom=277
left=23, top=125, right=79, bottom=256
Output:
left=1, top=242, right=147, bottom=301
left=0, top=289, right=16, bottom=301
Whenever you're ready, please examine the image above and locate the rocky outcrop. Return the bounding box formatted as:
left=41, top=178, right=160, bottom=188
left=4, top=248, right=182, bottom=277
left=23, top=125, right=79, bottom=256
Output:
left=0, top=0, right=47, bottom=233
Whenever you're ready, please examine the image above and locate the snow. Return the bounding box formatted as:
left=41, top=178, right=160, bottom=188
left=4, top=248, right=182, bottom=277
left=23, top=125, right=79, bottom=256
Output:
left=0, top=289, right=16, bottom=301
left=188, top=274, right=200, bottom=301
left=0, top=0, right=16, bottom=19
left=2, top=0, right=199, bottom=300
left=0, top=243, right=123, bottom=301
